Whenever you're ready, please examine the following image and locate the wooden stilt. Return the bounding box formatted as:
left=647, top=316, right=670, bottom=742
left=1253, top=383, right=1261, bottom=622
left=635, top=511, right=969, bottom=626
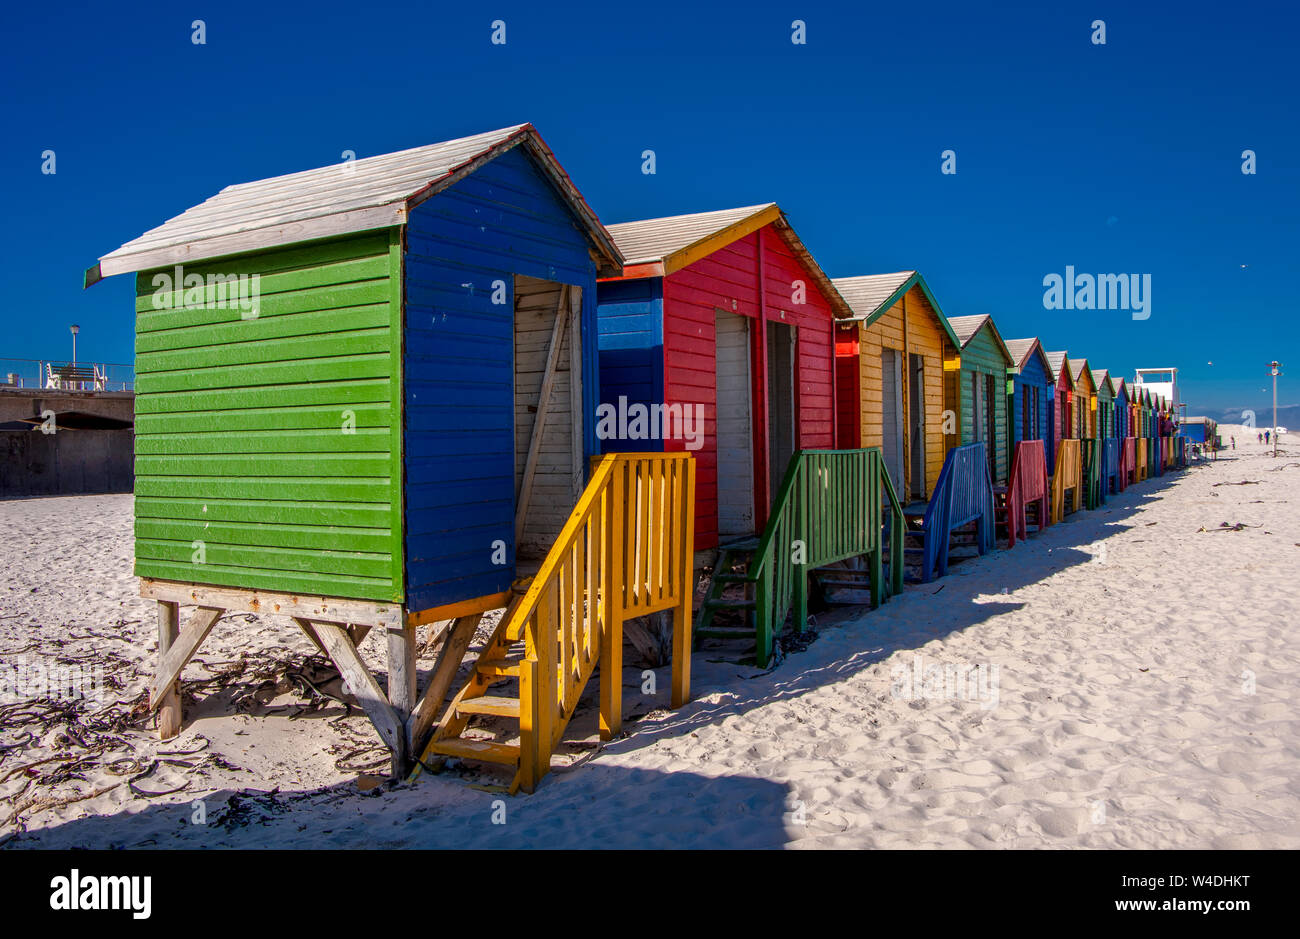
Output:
left=406, top=613, right=482, bottom=758
left=295, top=618, right=330, bottom=657
left=148, top=606, right=223, bottom=711
left=386, top=623, right=417, bottom=774
left=311, top=620, right=406, bottom=774
left=156, top=600, right=182, bottom=740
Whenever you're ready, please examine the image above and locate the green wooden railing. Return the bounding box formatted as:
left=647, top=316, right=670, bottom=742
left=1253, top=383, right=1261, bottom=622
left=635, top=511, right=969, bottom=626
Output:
left=748, top=448, right=905, bottom=666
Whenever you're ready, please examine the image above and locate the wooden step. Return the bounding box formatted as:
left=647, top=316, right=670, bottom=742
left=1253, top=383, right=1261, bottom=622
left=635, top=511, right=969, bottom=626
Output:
left=713, top=572, right=749, bottom=583
left=426, top=737, right=521, bottom=766
left=704, top=598, right=755, bottom=610
left=811, top=571, right=870, bottom=585
left=455, top=695, right=521, bottom=718
left=697, top=627, right=757, bottom=640
left=476, top=657, right=522, bottom=677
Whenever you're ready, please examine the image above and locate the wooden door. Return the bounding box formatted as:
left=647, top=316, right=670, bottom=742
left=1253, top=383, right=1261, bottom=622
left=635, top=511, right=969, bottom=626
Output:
left=715, top=309, right=755, bottom=538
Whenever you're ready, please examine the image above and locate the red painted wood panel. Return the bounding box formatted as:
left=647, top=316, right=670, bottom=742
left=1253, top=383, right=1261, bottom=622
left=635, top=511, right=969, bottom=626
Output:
left=835, top=324, right=860, bottom=449
left=662, top=224, right=838, bottom=550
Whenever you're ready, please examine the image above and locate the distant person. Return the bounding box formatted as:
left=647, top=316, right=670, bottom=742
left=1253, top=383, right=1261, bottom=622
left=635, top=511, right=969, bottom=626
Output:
left=1231, top=436, right=1235, bottom=450
left=1258, top=432, right=1263, bottom=444
left=1265, top=430, right=1271, bottom=445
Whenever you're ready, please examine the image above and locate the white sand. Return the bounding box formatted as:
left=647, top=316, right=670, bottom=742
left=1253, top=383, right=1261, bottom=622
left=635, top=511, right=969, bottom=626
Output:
left=2, top=435, right=1298, bottom=849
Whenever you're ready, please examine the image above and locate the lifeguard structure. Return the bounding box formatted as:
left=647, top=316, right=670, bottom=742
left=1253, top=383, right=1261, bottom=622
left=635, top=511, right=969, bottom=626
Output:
left=1133, top=367, right=1179, bottom=415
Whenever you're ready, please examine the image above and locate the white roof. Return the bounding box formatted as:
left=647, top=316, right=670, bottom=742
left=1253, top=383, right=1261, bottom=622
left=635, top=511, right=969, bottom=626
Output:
left=90, top=124, right=621, bottom=282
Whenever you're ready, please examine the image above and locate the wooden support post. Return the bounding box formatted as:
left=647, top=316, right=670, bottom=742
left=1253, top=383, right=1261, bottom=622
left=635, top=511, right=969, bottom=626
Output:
left=296, top=618, right=330, bottom=657
left=156, top=600, right=182, bottom=740
left=406, top=613, right=482, bottom=756
left=386, top=622, right=417, bottom=777
left=311, top=621, right=406, bottom=776
left=148, top=606, right=223, bottom=711
left=599, top=461, right=625, bottom=740
left=671, top=457, right=696, bottom=710
left=387, top=623, right=417, bottom=719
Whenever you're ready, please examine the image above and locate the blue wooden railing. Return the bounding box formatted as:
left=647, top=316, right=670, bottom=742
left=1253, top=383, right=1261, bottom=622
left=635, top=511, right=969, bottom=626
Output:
left=906, top=442, right=995, bottom=583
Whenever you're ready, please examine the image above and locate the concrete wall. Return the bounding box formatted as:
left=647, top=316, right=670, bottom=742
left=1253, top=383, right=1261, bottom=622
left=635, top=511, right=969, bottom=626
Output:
left=0, top=429, right=134, bottom=497
left=0, top=389, right=134, bottom=426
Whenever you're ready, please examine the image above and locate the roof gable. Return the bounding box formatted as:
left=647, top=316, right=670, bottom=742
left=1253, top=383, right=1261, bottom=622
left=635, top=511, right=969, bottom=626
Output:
left=607, top=204, right=853, bottom=319
left=1067, top=358, right=1095, bottom=394
left=1003, top=337, right=1054, bottom=382
left=606, top=204, right=776, bottom=268
left=947, top=314, right=1013, bottom=365
left=1045, top=352, right=1074, bottom=391
left=831, top=271, right=961, bottom=348
left=88, top=123, right=622, bottom=283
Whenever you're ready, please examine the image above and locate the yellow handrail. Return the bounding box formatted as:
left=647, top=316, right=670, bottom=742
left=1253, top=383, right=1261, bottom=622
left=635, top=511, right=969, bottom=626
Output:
left=509, top=452, right=696, bottom=793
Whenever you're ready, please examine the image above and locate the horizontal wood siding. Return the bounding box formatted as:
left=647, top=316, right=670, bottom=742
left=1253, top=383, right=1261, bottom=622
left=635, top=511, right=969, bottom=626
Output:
left=595, top=277, right=665, bottom=453
left=133, top=230, right=403, bottom=601
left=403, top=145, right=600, bottom=612
left=660, top=225, right=836, bottom=549
left=958, top=326, right=1012, bottom=484
left=1012, top=353, right=1051, bottom=447
left=1096, top=383, right=1115, bottom=438
left=854, top=285, right=954, bottom=499
left=1074, top=370, right=1095, bottom=439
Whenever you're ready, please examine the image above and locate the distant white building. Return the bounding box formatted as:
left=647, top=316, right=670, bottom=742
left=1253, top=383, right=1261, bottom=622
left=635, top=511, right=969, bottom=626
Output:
left=1134, top=367, right=1179, bottom=414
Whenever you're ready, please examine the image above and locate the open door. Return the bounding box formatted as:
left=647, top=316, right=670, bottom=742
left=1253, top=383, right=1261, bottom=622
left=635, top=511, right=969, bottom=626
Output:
left=908, top=352, right=926, bottom=500
left=766, top=320, right=797, bottom=505
left=715, top=309, right=755, bottom=538
left=513, top=275, right=583, bottom=559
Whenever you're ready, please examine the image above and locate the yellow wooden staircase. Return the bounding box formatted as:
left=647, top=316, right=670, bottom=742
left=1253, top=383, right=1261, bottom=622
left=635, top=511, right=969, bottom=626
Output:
left=410, top=452, right=697, bottom=793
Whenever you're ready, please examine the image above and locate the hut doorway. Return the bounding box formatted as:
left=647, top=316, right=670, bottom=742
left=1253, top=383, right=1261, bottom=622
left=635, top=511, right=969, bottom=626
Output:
left=908, top=352, right=926, bottom=500
left=513, top=274, right=584, bottom=559
left=881, top=348, right=905, bottom=496
left=715, top=309, right=755, bottom=538
left=766, top=320, right=797, bottom=504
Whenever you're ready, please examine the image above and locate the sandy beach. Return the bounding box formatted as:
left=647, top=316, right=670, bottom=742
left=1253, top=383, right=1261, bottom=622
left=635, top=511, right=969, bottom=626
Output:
left=2, top=435, right=1297, bottom=849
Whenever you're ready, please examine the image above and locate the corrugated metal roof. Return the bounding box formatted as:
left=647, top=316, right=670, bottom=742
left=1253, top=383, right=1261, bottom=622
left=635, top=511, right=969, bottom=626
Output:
left=831, top=272, right=916, bottom=320
left=606, top=204, right=775, bottom=265
left=90, top=123, right=623, bottom=282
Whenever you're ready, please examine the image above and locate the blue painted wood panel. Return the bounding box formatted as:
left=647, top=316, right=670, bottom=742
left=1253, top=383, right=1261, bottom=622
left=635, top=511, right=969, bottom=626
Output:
left=1011, top=351, right=1051, bottom=450
left=595, top=277, right=665, bottom=454
left=402, top=145, right=601, bottom=612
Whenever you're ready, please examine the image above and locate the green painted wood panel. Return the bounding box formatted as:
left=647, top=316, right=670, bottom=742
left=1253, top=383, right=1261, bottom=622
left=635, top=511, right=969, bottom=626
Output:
left=958, top=328, right=1013, bottom=484
left=133, top=230, right=404, bottom=602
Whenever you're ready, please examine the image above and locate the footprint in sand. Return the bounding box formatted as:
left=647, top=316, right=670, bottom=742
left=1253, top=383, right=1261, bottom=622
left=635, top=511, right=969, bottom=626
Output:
left=1216, top=751, right=1260, bottom=774
left=1036, top=806, right=1091, bottom=838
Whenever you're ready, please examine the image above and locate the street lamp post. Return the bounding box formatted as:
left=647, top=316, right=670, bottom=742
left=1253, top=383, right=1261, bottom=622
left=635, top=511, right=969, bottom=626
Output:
left=70, top=324, right=80, bottom=367
left=1269, top=361, right=1281, bottom=458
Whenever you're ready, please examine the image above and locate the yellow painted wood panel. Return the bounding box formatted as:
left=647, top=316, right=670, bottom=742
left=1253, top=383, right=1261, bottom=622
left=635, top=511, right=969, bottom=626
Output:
left=854, top=286, right=955, bottom=500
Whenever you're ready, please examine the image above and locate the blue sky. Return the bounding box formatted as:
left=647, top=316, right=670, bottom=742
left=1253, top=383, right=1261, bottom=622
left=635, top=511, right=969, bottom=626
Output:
left=5, top=0, right=1296, bottom=413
